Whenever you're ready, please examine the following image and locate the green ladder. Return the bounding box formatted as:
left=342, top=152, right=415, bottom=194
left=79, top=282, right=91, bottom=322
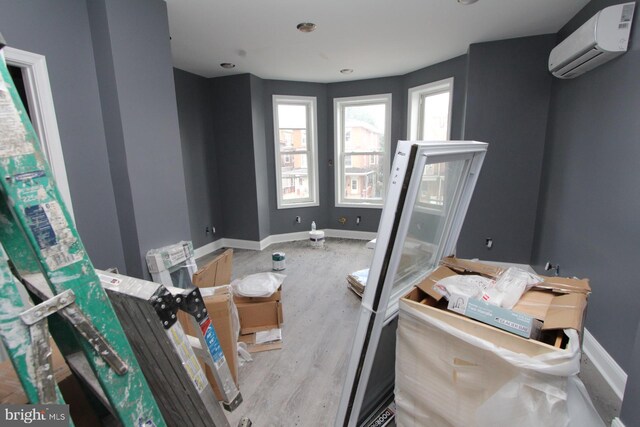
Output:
left=0, top=37, right=166, bottom=426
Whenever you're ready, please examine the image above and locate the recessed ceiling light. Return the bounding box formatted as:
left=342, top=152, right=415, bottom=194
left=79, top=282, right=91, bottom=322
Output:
left=297, top=22, right=317, bottom=33
left=220, top=63, right=236, bottom=69
left=457, top=0, right=478, bottom=4
left=340, top=69, right=354, bottom=74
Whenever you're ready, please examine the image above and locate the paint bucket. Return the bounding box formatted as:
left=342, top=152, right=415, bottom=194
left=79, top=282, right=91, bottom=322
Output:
left=309, top=230, right=325, bottom=248
left=272, top=252, right=286, bottom=271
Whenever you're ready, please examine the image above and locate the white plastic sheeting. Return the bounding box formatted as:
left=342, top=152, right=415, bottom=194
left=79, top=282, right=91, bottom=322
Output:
left=395, top=300, right=605, bottom=427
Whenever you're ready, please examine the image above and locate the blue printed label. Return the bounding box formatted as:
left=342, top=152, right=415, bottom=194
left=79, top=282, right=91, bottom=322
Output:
left=24, top=204, right=56, bottom=249
left=200, top=318, right=224, bottom=364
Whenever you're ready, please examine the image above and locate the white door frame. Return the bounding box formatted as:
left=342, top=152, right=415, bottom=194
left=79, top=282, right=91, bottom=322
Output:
left=3, top=47, right=75, bottom=220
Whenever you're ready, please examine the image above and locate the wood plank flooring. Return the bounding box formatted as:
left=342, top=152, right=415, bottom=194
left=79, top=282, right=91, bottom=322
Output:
left=197, top=238, right=373, bottom=427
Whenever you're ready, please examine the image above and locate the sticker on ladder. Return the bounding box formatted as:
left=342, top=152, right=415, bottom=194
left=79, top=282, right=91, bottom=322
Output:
left=0, top=77, right=34, bottom=158
left=199, top=317, right=225, bottom=368
left=24, top=200, right=82, bottom=270
left=167, top=324, right=208, bottom=393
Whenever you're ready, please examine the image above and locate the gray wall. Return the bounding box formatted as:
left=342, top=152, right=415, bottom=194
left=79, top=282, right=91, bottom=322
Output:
left=174, top=68, right=222, bottom=248
left=532, top=0, right=640, bottom=375
left=250, top=75, right=271, bottom=240
left=87, top=0, right=191, bottom=278
left=0, top=0, right=126, bottom=272
left=403, top=54, right=468, bottom=141
left=460, top=35, right=556, bottom=262
left=262, top=80, right=329, bottom=233
left=211, top=74, right=261, bottom=241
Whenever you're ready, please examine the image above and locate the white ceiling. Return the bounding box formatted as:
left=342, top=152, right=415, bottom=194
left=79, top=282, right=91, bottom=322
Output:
left=166, top=0, right=589, bottom=83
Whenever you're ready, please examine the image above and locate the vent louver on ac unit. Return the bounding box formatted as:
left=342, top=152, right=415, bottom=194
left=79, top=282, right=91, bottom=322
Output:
left=549, top=2, right=635, bottom=79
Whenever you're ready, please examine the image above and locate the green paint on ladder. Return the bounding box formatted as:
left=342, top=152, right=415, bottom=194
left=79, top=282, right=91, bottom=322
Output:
left=0, top=52, right=166, bottom=426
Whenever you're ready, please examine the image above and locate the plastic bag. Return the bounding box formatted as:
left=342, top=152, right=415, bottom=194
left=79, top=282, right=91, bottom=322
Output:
left=482, top=267, right=542, bottom=309
left=231, top=272, right=285, bottom=297
left=395, top=302, right=604, bottom=427
left=433, top=275, right=493, bottom=300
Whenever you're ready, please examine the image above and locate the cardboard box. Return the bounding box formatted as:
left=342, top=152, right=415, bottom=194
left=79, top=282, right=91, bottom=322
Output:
left=236, top=299, right=283, bottom=334
left=192, top=248, right=233, bottom=287
left=178, top=286, right=239, bottom=401
left=447, top=293, right=543, bottom=339
left=408, top=257, right=590, bottom=345
left=239, top=328, right=283, bottom=353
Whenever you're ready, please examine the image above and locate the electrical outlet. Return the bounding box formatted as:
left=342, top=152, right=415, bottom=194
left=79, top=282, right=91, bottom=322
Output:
left=356, top=216, right=361, bottom=225
left=485, top=238, right=493, bottom=249
left=545, top=261, right=560, bottom=276
left=338, top=217, right=347, bottom=225
left=295, top=216, right=301, bottom=224
left=212, top=226, right=216, bottom=234
left=205, top=226, right=210, bottom=235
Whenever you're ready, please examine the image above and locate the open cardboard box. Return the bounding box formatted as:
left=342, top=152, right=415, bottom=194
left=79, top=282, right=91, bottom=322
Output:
left=405, top=256, right=591, bottom=348
left=192, top=248, right=233, bottom=287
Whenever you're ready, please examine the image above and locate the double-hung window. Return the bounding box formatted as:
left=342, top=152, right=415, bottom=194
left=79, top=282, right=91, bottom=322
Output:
left=407, top=78, right=454, bottom=212
left=334, top=94, right=391, bottom=208
left=273, top=95, right=319, bottom=209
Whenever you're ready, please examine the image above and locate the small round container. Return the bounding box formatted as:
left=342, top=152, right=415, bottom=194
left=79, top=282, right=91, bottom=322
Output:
left=272, top=252, right=286, bottom=271
left=309, top=230, right=325, bottom=248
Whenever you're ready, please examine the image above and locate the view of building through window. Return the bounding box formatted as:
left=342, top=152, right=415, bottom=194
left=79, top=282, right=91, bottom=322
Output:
left=274, top=96, right=317, bottom=208
left=408, top=79, right=453, bottom=210
left=335, top=94, right=391, bottom=207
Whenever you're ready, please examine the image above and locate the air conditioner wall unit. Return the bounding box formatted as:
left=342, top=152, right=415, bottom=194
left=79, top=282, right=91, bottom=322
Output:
left=549, top=2, right=636, bottom=79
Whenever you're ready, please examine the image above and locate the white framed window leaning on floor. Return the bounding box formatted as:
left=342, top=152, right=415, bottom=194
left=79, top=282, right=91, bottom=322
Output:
left=272, top=95, right=319, bottom=209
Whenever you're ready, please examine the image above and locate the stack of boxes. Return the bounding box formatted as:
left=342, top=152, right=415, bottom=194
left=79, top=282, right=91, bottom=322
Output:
left=179, top=248, right=284, bottom=399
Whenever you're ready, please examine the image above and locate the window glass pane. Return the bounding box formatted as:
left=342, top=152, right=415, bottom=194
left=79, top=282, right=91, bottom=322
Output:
left=419, top=162, right=447, bottom=207
left=392, top=158, right=467, bottom=292
left=343, top=154, right=384, bottom=201
left=278, top=104, right=308, bottom=150
left=420, top=91, right=450, bottom=141
left=281, top=153, right=309, bottom=200
left=344, top=104, right=386, bottom=152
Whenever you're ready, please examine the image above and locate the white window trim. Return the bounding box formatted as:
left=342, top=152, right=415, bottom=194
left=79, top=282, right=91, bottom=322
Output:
left=407, top=77, right=454, bottom=141
left=3, top=47, right=75, bottom=220
left=334, top=93, right=392, bottom=209
left=273, top=95, right=319, bottom=209
left=407, top=78, right=454, bottom=215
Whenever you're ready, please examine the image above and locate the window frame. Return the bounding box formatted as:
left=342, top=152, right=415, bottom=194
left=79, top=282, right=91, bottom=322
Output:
left=334, top=93, right=392, bottom=209
left=407, top=77, right=454, bottom=141
left=273, top=95, right=319, bottom=209
left=407, top=78, right=454, bottom=215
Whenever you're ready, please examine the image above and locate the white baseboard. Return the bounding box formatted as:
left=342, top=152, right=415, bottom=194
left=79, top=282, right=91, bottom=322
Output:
left=583, top=328, right=627, bottom=401
left=194, top=229, right=377, bottom=259
left=611, top=417, right=625, bottom=427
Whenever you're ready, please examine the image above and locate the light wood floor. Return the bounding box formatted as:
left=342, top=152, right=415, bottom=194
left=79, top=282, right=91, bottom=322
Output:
left=198, top=238, right=373, bottom=427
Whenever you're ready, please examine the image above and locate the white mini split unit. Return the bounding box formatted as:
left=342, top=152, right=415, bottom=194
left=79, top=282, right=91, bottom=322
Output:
left=549, top=2, right=636, bottom=79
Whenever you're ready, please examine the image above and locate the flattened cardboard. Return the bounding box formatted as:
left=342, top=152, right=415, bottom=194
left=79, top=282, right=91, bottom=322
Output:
left=192, top=248, right=233, bottom=287
left=542, top=293, right=587, bottom=331
left=178, top=286, right=239, bottom=401
left=239, top=332, right=283, bottom=353
left=416, top=266, right=457, bottom=301
left=440, top=256, right=505, bottom=278
left=440, top=256, right=591, bottom=295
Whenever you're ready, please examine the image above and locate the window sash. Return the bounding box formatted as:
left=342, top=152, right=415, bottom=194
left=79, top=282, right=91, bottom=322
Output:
left=335, top=94, right=391, bottom=208
left=273, top=95, right=318, bottom=208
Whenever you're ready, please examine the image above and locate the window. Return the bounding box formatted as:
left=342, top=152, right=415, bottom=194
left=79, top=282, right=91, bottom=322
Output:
left=273, top=95, right=319, bottom=208
left=334, top=94, right=391, bottom=208
left=407, top=78, right=453, bottom=212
